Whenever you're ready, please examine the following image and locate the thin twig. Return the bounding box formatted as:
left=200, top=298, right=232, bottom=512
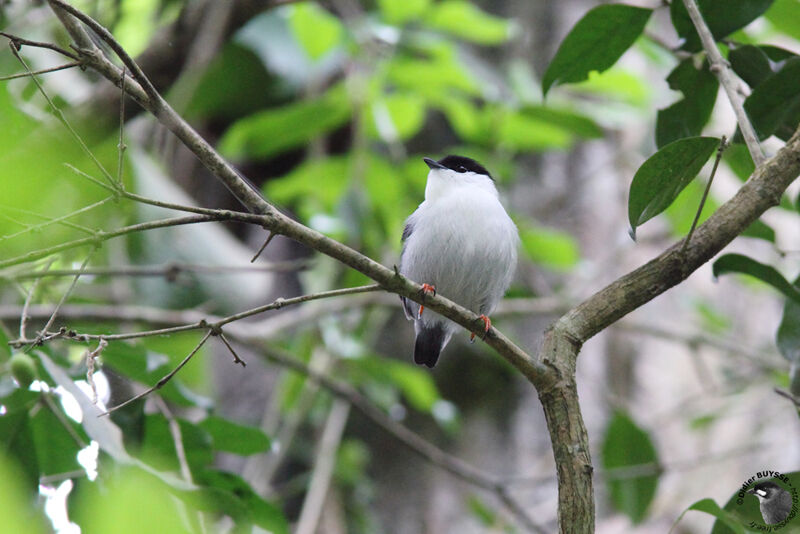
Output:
left=295, top=399, right=350, bottom=534
left=3, top=260, right=311, bottom=281
left=9, top=284, right=382, bottom=345
left=85, top=339, right=108, bottom=404
left=8, top=42, right=119, bottom=189
left=681, top=0, right=765, bottom=166
left=256, top=344, right=546, bottom=534
left=0, top=31, right=80, bottom=60
left=217, top=332, right=246, bottom=367
left=116, top=68, right=127, bottom=188
left=774, top=388, right=800, bottom=408
left=30, top=246, right=97, bottom=347
left=0, top=61, right=82, bottom=81
left=19, top=259, right=56, bottom=340
left=0, top=197, right=113, bottom=243
left=99, top=330, right=212, bottom=416
left=682, top=136, right=728, bottom=252
left=251, top=232, right=276, bottom=263
left=0, top=213, right=263, bottom=270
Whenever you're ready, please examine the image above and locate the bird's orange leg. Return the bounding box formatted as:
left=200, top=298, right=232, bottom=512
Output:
left=417, top=283, right=436, bottom=318
left=470, top=315, right=491, bottom=342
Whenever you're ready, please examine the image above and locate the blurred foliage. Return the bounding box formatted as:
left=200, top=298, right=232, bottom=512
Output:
left=0, top=0, right=799, bottom=533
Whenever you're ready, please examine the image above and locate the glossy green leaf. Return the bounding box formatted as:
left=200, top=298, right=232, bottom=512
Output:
left=426, top=0, right=510, bottom=45
left=765, top=0, right=800, bottom=40
left=712, top=253, right=800, bottom=303
left=288, top=3, right=343, bottom=60
left=777, top=277, right=800, bottom=363
left=656, top=58, right=718, bottom=148
left=542, top=5, right=652, bottom=96
left=198, top=416, right=271, bottom=456
left=219, top=85, right=351, bottom=160
left=601, top=410, right=659, bottom=523
left=520, top=226, right=580, bottom=271
left=743, top=57, right=800, bottom=141
left=664, top=179, right=720, bottom=236
left=673, top=499, right=747, bottom=534
left=670, top=0, right=775, bottom=53
left=378, top=0, right=430, bottom=24
left=628, top=136, right=719, bottom=236
left=728, top=45, right=797, bottom=88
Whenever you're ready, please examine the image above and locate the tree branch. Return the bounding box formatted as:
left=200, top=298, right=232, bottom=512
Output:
left=681, top=0, right=765, bottom=166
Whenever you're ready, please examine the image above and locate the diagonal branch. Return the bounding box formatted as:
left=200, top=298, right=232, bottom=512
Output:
left=681, top=0, right=765, bottom=166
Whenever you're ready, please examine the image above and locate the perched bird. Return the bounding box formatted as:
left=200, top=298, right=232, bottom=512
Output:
left=399, top=155, right=518, bottom=368
left=748, top=481, right=793, bottom=525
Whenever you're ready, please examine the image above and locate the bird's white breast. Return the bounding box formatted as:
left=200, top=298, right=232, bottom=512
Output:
left=401, top=179, right=518, bottom=327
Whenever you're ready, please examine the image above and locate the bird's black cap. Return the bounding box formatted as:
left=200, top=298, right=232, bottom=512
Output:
left=424, top=155, right=493, bottom=180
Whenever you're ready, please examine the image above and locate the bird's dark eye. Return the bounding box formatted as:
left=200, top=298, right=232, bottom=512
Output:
left=457, top=166, right=467, bottom=172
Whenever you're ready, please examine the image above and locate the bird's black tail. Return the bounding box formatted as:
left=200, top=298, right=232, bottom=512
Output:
left=414, top=323, right=446, bottom=368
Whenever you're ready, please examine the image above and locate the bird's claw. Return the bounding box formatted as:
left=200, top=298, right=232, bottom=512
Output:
left=417, top=283, right=436, bottom=318
left=469, top=315, right=491, bottom=342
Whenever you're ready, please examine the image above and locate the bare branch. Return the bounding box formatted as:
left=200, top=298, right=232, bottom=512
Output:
left=0, top=31, right=79, bottom=60
left=0, top=61, right=82, bottom=81
left=100, top=330, right=212, bottom=416
left=681, top=0, right=765, bottom=166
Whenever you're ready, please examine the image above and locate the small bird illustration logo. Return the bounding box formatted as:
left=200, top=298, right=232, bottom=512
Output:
left=747, top=480, right=793, bottom=525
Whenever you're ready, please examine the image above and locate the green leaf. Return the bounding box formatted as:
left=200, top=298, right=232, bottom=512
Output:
left=628, top=136, right=719, bottom=236
left=288, top=3, right=343, bottom=60
left=601, top=410, right=659, bottom=523
left=0, top=411, right=39, bottom=492
left=520, top=225, right=580, bottom=271
left=346, top=357, right=441, bottom=413
left=185, top=44, right=278, bottom=120
left=542, top=5, right=652, bottom=96
left=0, top=454, right=47, bottom=533
left=656, top=58, right=718, bottom=148
left=194, top=469, right=289, bottom=533
left=367, top=93, right=427, bottom=141
left=219, top=84, right=351, bottom=160
left=777, top=277, right=800, bottom=363
left=765, top=0, right=800, bottom=41
left=517, top=106, right=604, bottom=139
left=724, top=143, right=755, bottom=181
left=740, top=219, right=775, bottom=242
left=712, top=253, right=800, bottom=304
left=426, top=0, right=511, bottom=45
left=496, top=108, right=574, bottom=150
left=670, top=0, right=775, bottom=53
left=30, top=401, right=84, bottom=477
left=387, top=42, right=478, bottom=98
left=732, top=45, right=773, bottom=88
left=377, top=0, right=430, bottom=24
left=743, top=57, right=800, bottom=141
left=197, top=416, right=271, bottom=456
left=673, top=499, right=747, bottom=534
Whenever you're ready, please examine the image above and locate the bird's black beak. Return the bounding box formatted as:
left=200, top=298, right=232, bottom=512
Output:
left=423, top=157, right=445, bottom=170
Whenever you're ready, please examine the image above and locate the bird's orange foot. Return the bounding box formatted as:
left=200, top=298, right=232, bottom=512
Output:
left=417, top=283, right=436, bottom=318
left=470, top=315, right=492, bottom=343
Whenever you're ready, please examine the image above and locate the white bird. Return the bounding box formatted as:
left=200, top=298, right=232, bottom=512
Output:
left=399, top=155, right=519, bottom=367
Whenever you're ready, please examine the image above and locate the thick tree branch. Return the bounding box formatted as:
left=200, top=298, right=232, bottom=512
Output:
left=681, top=0, right=765, bottom=166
